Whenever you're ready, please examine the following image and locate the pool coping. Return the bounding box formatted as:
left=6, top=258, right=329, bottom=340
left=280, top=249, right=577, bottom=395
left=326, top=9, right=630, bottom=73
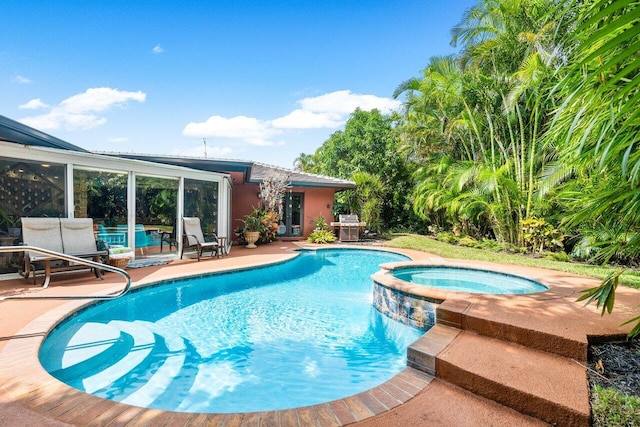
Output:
left=0, top=244, right=437, bottom=426
left=1, top=242, right=638, bottom=425
left=0, top=306, right=433, bottom=425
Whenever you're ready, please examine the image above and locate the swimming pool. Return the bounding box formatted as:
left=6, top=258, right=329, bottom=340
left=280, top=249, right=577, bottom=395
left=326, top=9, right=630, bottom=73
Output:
left=391, top=266, right=548, bottom=294
left=39, top=249, right=422, bottom=413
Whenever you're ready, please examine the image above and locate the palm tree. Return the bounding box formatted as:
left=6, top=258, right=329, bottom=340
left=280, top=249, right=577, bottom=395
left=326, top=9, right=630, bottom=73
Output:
left=542, top=0, right=640, bottom=336
left=547, top=0, right=640, bottom=255
left=398, top=0, right=561, bottom=245
left=293, top=153, right=314, bottom=172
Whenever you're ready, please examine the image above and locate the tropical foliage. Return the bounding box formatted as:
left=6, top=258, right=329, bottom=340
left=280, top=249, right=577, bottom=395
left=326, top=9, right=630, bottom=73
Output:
left=296, top=0, right=639, bottom=332
left=296, top=109, right=422, bottom=231
left=241, top=208, right=278, bottom=244
left=307, top=215, right=336, bottom=244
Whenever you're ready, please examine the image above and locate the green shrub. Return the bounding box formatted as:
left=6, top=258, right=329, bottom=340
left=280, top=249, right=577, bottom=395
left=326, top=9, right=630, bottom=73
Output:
left=502, top=243, right=527, bottom=253
left=313, top=215, right=329, bottom=231
left=478, top=239, right=505, bottom=251
left=307, top=229, right=336, bottom=244
left=437, top=232, right=459, bottom=244
left=521, top=216, right=564, bottom=253
left=543, top=251, right=571, bottom=262
left=458, top=236, right=480, bottom=248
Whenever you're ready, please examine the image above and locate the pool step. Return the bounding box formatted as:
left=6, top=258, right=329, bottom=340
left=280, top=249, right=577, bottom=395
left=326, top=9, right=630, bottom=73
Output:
left=120, top=352, right=187, bottom=407
left=81, top=320, right=156, bottom=393
left=436, top=298, right=588, bottom=360
left=134, top=321, right=186, bottom=352
left=45, top=319, right=199, bottom=408
left=408, top=324, right=590, bottom=426
left=41, top=322, right=135, bottom=386
left=119, top=321, right=189, bottom=408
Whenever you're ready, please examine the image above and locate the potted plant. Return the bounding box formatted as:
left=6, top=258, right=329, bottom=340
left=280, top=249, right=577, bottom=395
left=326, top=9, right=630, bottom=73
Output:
left=241, top=208, right=263, bottom=249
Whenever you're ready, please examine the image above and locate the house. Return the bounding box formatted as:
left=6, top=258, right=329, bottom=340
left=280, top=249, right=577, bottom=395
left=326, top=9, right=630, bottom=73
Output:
left=114, top=154, right=355, bottom=242
left=0, top=115, right=353, bottom=274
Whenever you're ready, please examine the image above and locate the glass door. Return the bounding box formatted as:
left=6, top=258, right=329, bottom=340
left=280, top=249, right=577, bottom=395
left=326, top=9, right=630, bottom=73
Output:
left=135, top=176, right=178, bottom=256
left=277, top=192, right=303, bottom=237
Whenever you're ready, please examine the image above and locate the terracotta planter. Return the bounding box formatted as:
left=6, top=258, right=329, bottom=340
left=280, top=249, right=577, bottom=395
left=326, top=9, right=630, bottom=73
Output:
left=244, top=231, right=260, bottom=249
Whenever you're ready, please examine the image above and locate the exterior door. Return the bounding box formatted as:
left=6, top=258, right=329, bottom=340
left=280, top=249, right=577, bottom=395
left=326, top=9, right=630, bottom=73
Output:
left=278, top=192, right=303, bottom=237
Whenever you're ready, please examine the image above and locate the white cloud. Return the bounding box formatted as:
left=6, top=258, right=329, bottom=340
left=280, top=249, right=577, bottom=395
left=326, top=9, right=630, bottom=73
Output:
left=13, top=75, right=31, bottom=84
left=19, top=98, right=49, bottom=110
left=20, top=87, right=146, bottom=131
left=272, top=90, right=402, bottom=130
left=183, top=115, right=281, bottom=146
left=182, top=90, right=400, bottom=147
left=152, top=44, right=164, bottom=54
left=59, top=88, right=146, bottom=113
left=301, top=90, right=401, bottom=115
left=270, top=109, right=343, bottom=129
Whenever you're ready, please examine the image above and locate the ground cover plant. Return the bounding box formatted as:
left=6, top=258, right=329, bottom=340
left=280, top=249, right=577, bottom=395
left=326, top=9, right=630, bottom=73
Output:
left=589, top=341, right=640, bottom=427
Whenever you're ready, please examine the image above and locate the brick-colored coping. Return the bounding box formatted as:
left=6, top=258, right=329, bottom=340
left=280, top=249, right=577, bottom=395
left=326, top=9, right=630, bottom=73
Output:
left=0, top=245, right=436, bottom=426
left=1, top=244, right=637, bottom=425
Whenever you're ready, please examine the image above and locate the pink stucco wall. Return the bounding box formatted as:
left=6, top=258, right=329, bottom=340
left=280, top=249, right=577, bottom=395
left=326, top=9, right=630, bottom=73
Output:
left=300, top=187, right=336, bottom=234
left=229, top=171, right=338, bottom=241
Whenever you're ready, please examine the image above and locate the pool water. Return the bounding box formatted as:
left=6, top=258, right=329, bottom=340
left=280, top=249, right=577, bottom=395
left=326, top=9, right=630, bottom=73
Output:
left=392, top=266, right=547, bottom=294
left=40, top=249, right=422, bottom=413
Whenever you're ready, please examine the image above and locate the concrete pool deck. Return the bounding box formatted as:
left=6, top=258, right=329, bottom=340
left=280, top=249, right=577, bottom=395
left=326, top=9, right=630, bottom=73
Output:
left=0, top=242, right=638, bottom=426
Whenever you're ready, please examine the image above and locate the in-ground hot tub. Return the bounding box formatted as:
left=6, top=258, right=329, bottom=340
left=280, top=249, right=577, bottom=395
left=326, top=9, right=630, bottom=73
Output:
left=392, top=266, right=548, bottom=295
left=371, top=262, right=549, bottom=331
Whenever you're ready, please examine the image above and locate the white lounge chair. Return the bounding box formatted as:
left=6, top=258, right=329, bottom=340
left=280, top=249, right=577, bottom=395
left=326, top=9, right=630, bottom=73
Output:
left=181, top=217, right=219, bottom=261
left=21, top=217, right=107, bottom=288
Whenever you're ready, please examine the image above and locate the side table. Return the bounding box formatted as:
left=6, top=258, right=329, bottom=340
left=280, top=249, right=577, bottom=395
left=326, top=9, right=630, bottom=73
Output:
left=217, top=236, right=228, bottom=256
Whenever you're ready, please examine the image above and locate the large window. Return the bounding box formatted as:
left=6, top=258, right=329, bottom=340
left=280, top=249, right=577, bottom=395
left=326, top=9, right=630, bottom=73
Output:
left=74, top=169, right=127, bottom=223
left=0, top=158, right=66, bottom=272
left=184, top=178, right=219, bottom=235
left=73, top=169, right=128, bottom=247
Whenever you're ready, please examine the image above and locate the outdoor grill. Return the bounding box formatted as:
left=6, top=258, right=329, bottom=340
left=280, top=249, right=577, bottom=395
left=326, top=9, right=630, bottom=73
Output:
left=330, top=214, right=366, bottom=242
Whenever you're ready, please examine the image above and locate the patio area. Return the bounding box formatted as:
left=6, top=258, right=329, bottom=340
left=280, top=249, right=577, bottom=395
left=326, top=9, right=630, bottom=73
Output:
left=0, top=242, right=637, bottom=426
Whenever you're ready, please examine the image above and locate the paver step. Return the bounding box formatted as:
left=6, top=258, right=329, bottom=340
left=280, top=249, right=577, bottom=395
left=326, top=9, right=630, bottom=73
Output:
left=436, top=330, right=590, bottom=427
left=407, top=324, right=460, bottom=375
left=436, top=298, right=588, bottom=360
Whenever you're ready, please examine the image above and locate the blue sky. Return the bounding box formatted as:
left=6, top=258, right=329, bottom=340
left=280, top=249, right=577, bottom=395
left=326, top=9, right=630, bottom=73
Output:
left=1, top=0, right=475, bottom=168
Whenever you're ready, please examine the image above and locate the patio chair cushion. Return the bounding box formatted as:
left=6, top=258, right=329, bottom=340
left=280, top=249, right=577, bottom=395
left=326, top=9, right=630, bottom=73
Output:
left=60, top=218, right=98, bottom=254
left=21, top=218, right=64, bottom=261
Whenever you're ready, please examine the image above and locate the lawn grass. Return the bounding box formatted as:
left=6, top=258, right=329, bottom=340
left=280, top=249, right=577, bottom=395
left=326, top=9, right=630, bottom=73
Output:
left=383, top=233, right=640, bottom=289
left=591, top=385, right=640, bottom=427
